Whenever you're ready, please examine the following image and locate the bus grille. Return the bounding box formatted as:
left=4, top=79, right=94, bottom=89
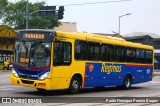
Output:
left=19, top=69, right=41, bottom=75
left=21, top=80, right=34, bottom=84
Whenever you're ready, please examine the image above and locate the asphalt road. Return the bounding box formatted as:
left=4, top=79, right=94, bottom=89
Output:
left=0, top=70, right=160, bottom=106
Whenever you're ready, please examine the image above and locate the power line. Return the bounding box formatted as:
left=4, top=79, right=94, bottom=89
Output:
left=55, top=0, right=132, bottom=7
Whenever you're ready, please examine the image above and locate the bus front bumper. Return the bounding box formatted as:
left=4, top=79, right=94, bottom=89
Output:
left=11, top=74, right=52, bottom=90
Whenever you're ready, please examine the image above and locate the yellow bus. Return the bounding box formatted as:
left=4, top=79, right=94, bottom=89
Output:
left=11, top=29, right=154, bottom=93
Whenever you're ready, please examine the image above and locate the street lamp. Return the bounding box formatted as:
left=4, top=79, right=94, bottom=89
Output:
left=118, top=13, right=131, bottom=34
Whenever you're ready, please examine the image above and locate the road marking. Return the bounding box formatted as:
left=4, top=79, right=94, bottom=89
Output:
left=0, top=75, right=10, bottom=78
left=150, top=81, right=160, bottom=83
left=0, top=81, right=10, bottom=83
left=0, top=86, right=21, bottom=91
left=0, top=88, right=16, bottom=90
left=0, top=86, right=20, bottom=89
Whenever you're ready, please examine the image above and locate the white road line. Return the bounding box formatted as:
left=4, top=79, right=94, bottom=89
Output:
left=0, top=81, right=10, bottom=83
left=150, top=81, right=160, bottom=83
left=0, top=85, right=20, bottom=90
left=0, top=86, right=20, bottom=89
left=0, top=88, right=16, bottom=90
left=0, top=75, right=10, bottom=78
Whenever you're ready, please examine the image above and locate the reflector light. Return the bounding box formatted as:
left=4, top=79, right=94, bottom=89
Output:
left=38, top=83, right=46, bottom=87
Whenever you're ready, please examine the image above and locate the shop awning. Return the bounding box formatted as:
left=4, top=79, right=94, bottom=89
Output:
left=0, top=25, right=17, bottom=37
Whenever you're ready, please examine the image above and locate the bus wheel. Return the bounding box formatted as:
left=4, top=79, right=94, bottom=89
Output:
left=123, top=75, right=132, bottom=89
left=69, top=76, right=81, bottom=94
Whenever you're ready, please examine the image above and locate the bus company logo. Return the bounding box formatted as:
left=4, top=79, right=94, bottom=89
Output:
left=89, top=64, right=94, bottom=72
left=101, top=63, right=122, bottom=74
left=147, top=69, right=150, bottom=74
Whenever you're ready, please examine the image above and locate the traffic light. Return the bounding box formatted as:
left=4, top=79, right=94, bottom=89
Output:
left=58, top=6, right=64, bottom=19
left=38, top=6, right=56, bottom=17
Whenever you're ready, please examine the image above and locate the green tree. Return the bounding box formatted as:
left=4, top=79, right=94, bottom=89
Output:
left=0, top=0, right=60, bottom=29
left=0, top=0, right=8, bottom=18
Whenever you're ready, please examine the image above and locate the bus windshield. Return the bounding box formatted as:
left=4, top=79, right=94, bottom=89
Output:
left=14, top=41, right=51, bottom=68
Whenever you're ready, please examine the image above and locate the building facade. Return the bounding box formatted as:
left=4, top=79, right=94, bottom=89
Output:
left=0, top=25, right=17, bottom=62
left=54, top=22, right=77, bottom=32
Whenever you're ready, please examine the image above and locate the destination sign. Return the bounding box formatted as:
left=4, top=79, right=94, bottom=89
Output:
left=20, top=58, right=29, bottom=63
left=16, top=30, right=55, bottom=42
left=25, top=34, right=45, bottom=39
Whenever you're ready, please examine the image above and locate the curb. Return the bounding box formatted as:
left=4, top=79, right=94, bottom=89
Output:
left=154, top=72, right=160, bottom=76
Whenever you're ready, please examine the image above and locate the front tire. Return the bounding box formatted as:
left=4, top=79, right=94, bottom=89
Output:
left=37, top=88, right=46, bottom=92
left=3, top=67, right=8, bottom=71
left=69, top=76, right=81, bottom=94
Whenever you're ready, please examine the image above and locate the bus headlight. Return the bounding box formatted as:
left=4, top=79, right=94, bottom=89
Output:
left=39, top=72, right=50, bottom=80
left=12, top=69, right=19, bottom=77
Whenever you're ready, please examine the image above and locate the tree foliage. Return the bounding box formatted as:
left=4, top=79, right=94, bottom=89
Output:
left=0, top=0, right=60, bottom=30
left=0, top=0, right=8, bottom=17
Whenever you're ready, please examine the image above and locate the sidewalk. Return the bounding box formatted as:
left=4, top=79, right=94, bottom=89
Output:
left=154, top=69, right=160, bottom=76
left=154, top=72, right=160, bottom=76
left=154, top=69, right=160, bottom=72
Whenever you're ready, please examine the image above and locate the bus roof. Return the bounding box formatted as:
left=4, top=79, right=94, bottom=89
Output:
left=56, top=31, right=154, bottom=50
left=16, top=29, right=54, bottom=33
left=17, top=29, right=153, bottom=50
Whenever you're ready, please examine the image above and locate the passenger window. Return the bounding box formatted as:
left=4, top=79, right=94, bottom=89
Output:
left=126, top=48, right=135, bottom=63
left=114, top=46, right=125, bottom=62
left=145, top=50, right=152, bottom=64
left=53, top=41, right=71, bottom=65
left=101, top=44, right=114, bottom=61
left=87, top=42, right=100, bottom=61
left=136, top=49, right=145, bottom=63
left=75, top=40, right=87, bottom=60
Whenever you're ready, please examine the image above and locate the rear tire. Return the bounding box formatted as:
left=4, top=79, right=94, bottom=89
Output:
left=69, top=76, right=81, bottom=94
left=123, top=75, right=132, bottom=89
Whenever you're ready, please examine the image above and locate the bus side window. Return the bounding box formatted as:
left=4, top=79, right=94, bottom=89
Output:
left=136, top=49, right=145, bottom=63
left=101, top=44, right=113, bottom=62
left=126, top=48, right=135, bottom=63
left=87, top=42, right=100, bottom=61
left=145, top=50, right=152, bottom=64
left=53, top=41, right=71, bottom=65
left=114, top=46, right=125, bottom=62
left=75, top=40, right=87, bottom=60
left=101, top=45, right=106, bottom=61
left=64, top=43, right=71, bottom=61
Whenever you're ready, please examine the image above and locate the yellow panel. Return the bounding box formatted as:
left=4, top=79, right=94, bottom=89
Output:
left=56, top=31, right=153, bottom=50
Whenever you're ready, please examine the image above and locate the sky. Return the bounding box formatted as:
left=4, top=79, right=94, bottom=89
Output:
left=8, top=0, right=160, bottom=35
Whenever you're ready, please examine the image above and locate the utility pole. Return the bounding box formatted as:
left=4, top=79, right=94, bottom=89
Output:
left=26, top=0, right=29, bottom=29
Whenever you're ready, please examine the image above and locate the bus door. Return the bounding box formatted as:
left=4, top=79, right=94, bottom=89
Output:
left=52, top=41, right=72, bottom=88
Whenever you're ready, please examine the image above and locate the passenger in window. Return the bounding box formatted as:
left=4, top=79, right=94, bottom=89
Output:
left=22, top=40, right=28, bottom=58
left=35, top=41, right=45, bottom=60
